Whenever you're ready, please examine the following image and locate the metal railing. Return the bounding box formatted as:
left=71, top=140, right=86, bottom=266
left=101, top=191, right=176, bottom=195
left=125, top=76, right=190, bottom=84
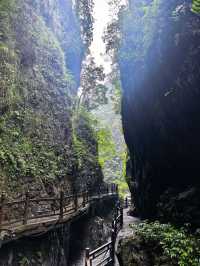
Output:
left=84, top=202, right=123, bottom=266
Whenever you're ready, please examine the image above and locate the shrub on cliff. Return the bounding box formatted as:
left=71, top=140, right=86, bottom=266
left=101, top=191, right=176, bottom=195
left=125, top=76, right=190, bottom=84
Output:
left=192, top=0, right=200, bottom=13
left=131, top=222, right=200, bottom=266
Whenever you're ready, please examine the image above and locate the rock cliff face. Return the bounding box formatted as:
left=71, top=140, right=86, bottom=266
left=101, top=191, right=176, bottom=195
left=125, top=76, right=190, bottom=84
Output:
left=0, top=0, right=102, bottom=199
left=119, top=0, right=200, bottom=223
left=0, top=225, right=70, bottom=266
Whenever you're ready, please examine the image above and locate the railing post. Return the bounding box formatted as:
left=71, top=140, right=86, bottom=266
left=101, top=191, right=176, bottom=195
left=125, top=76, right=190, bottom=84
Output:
left=0, top=192, right=6, bottom=227
left=83, top=191, right=86, bottom=207
left=59, top=189, right=64, bottom=219
left=120, top=207, right=123, bottom=228
left=74, top=192, right=78, bottom=211
left=111, top=229, right=116, bottom=265
left=85, top=248, right=91, bottom=266
left=23, top=191, right=30, bottom=225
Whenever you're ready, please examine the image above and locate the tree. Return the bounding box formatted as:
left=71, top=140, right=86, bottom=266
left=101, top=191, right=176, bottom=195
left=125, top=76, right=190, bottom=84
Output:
left=78, top=57, right=108, bottom=110
left=192, top=0, right=200, bottom=13
left=75, top=0, right=94, bottom=48
left=103, top=0, right=126, bottom=58
left=103, top=19, right=121, bottom=57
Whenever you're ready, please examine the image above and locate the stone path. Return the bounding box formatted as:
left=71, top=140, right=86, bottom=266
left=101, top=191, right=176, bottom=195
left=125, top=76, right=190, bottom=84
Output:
left=117, top=208, right=140, bottom=241
left=115, top=208, right=140, bottom=266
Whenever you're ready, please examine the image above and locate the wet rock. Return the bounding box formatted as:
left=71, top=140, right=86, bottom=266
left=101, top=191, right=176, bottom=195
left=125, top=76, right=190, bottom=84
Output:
left=119, top=0, right=200, bottom=224
left=117, top=235, right=176, bottom=266
left=0, top=225, right=70, bottom=266
left=157, top=187, right=200, bottom=227
left=117, top=235, right=151, bottom=266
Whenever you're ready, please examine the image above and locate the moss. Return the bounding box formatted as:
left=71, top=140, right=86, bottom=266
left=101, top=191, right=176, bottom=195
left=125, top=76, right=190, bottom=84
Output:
left=0, top=0, right=102, bottom=201
left=0, top=0, right=84, bottom=197
left=119, top=0, right=161, bottom=61
left=71, top=108, right=103, bottom=189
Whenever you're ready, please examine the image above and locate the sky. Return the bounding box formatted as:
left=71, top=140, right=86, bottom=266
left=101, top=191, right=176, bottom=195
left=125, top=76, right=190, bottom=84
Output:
left=90, top=0, right=127, bottom=74
left=90, top=0, right=113, bottom=74
left=88, top=0, right=127, bottom=182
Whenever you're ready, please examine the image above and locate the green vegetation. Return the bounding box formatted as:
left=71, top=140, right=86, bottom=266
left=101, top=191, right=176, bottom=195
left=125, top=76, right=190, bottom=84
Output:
left=96, top=123, right=128, bottom=197
left=142, top=0, right=161, bottom=55
left=113, top=150, right=128, bottom=198
left=97, top=127, right=116, bottom=168
left=119, top=0, right=161, bottom=62
left=75, top=0, right=94, bottom=47
left=71, top=107, right=103, bottom=188
left=78, top=57, right=107, bottom=111
left=114, top=177, right=129, bottom=198
left=73, top=108, right=98, bottom=166
left=192, top=0, right=200, bottom=13
left=0, top=110, right=72, bottom=195
left=131, top=221, right=200, bottom=266
left=0, top=0, right=128, bottom=199
left=110, top=79, right=122, bottom=114
left=0, top=0, right=83, bottom=196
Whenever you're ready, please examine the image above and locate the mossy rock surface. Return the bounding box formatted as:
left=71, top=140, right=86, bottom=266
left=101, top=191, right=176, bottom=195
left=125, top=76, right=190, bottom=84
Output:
left=0, top=0, right=101, bottom=198
left=118, top=235, right=175, bottom=266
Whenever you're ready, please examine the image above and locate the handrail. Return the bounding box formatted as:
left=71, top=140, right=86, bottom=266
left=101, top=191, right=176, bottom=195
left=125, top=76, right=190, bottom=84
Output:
left=0, top=183, right=119, bottom=232
left=85, top=202, right=123, bottom=266
left=96, top=257, right=112, bottom=266
left=89, top=241, right=112, bottom=257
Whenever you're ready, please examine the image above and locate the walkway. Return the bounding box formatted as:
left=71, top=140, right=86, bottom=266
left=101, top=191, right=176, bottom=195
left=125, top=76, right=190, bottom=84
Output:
left=0, top=185, right=118, bottom=247
left=83, top=204, right=134, bottom=266
left=117, top=208, right=139, bottom=241
left=115, top=208, right=140, bottom=265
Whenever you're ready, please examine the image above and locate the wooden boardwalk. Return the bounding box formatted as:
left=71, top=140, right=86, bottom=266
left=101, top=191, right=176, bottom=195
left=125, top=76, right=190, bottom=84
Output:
left=0, top=185, right=118, bottom=247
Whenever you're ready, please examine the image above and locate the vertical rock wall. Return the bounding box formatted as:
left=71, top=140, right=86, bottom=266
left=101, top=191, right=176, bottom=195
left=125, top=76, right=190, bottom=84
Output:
left=0, top=0, right=103, bottom=199
left=0, top=224, right=70, bottom=266
left=119, top=0, right=200, bottom=223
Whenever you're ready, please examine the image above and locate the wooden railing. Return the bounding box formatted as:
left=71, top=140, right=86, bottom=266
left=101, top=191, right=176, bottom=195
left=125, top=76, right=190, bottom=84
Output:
left=0, top=183, right=118, bottom=230
left=85, top=202, right=123, bottom=266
